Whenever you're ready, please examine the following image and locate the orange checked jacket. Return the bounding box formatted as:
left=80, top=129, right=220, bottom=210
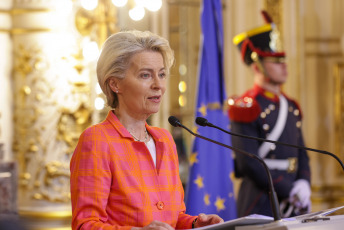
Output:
left=70, top=111, right=196, bottom=230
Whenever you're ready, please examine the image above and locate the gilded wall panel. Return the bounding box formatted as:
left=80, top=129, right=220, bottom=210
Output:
left=13, top=40, right=92, bottom=207
left=9, top=1, right=94, bottom=229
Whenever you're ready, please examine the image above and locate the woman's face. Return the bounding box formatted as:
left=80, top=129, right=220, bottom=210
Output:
left=115, top=51, right=167, bottom=118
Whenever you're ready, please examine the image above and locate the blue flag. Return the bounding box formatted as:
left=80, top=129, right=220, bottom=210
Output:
left=185, top=0, right=237, bottom=220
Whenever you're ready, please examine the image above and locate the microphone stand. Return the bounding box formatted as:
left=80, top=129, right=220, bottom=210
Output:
left=168, top=116, right=282, bottom=221
left=195, top=117, right=344, bottom=171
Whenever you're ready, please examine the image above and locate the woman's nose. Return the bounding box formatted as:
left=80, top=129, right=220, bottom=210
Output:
left=152, top=76, right=165, bottom=89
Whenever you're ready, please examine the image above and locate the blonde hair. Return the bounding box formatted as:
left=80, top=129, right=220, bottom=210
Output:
left=97, top=30, right=174, bottom=108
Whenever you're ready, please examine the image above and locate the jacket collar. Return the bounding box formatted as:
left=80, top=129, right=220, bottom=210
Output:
left=105, top=111, right=165, bottom=142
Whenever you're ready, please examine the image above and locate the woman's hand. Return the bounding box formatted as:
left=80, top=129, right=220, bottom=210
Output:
left=193, top=213, right=224, bottom=228
left=131, top=220, right=175, bottom=230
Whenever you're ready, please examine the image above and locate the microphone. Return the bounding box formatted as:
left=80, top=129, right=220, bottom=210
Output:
left=195, top=117, right=344, bottom=171
left=168, top=116, right=282, bottom=221
left=168, top=116, right=183, bottom=127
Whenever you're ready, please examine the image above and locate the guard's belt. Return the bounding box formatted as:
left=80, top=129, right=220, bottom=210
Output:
left=264, top=157, right=298, bottom=173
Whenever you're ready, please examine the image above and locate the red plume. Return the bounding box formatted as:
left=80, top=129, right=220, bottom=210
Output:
left=261, top=10, right=273, bottom=23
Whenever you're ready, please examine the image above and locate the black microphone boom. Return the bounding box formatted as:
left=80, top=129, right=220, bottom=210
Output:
left=195, top=117, right=344, bottom=171
left=168, top=116, right=282, bottom=221
left=168, top=116, right=183, bottom=128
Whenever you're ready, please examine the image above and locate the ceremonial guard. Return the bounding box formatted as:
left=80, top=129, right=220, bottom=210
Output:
left=228, top=11, right=311, bottom=218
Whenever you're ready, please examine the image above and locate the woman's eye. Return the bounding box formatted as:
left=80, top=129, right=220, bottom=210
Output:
left=159, top=73, right=166, bottom=78
left=141, top=73, right=150, bottom=78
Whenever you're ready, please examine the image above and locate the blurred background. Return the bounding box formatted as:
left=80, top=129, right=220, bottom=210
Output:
left=1, top=0, right=344, bottom=229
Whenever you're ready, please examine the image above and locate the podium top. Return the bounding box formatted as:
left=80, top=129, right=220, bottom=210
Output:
left=236, top=214, right=344, bottom=230
left=183, top=214, right=273, bottom=230
left=189, top=206, right=344, bottom=230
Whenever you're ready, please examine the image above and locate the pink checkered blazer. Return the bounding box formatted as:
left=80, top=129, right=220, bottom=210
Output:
left=70, top=111, right=196, bottom=230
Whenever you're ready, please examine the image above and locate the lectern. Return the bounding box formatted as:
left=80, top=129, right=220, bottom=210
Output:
left=191, top=206, right=344, bottom=230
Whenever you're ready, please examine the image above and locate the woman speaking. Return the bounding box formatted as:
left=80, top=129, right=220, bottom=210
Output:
left=70, top=30, right=223, bottom=230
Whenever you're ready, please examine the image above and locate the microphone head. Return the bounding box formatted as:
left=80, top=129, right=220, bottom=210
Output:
left=195, top=117, right=209, bottom=126
left=168, top=116, right=181, bottom=127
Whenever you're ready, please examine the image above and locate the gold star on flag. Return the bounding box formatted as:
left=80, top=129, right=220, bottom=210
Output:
left=198, top=104, right=207, bottom=117
left=189, top=152, right=198, bottom=166
left=215, top=196, right=226, bottom=212
left=194, top=175, right=204, bottom=189
left=204, top=193, right=210, bottom=206
left=229, top=171, right=235, bottom=181
left=192, top=125, right=198, bottom=134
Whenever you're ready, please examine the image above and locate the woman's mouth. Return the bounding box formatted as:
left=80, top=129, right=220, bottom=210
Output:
left=148, top=95, right=161, bottom=103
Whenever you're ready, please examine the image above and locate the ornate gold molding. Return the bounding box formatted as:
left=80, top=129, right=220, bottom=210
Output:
left=19, top=210, right=72, bottom=219
left=32, top=228, right=71, bottom=230
left=13, top=43, right=92, bottom=204
left=305, top=52, right=343, bottom=57
left=19, top=210, right=72, bottom=230
left=304, top=36, right=342, bottom=57
left=305, top=37, right=340, bottom=43
left=311, top=184, right=344, bottom=204
left=0, top=8, right=51, bottom=33
left=75, top=0, right=119, bottom=47
left=0, top=28, right=51, bottom=34
left=0, top=8, right=51, bottom=15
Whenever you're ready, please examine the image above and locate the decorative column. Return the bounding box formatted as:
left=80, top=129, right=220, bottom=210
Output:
left=0, top=0, right=17, bottom=223
left=11, top=0, right=94, bottom=229
left=0, top=0, right=13, bottom=162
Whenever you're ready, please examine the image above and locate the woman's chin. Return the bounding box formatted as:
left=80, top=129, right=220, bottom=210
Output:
left=144, top=109, right=159, bottom=117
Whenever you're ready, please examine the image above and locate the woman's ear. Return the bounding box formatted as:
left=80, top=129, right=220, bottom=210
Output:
left=108, top=77, right=119, bottom=93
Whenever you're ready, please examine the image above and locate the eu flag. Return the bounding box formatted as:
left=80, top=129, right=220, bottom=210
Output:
left=185, top=0, right=237, bottom=220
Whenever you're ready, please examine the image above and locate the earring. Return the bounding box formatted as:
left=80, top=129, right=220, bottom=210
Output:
left=116, top=90, right=119, bottom=93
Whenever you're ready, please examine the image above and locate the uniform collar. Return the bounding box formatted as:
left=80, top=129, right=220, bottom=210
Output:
left=253, top=84, right=281, bottom=102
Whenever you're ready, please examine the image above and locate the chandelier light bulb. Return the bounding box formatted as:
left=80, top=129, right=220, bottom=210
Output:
left=81, top=0, right=98, bottom=11
left=144, top=0, right=162, bottom=12
left=95, top=97, right=105, bottom=110
left=111, top=0, right=128, bottom=7
left=129, top=6, right=145, bottom=21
